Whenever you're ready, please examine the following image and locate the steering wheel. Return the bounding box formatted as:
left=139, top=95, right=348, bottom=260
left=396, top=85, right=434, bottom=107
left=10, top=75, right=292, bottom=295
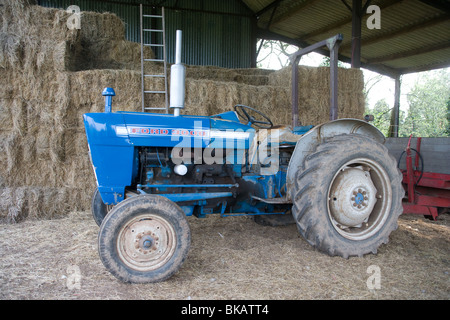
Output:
left=234, top=105, right=274, bottom=129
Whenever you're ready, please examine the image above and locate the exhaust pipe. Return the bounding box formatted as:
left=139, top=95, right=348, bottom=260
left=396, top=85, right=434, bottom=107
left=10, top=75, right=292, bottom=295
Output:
left=170, top=30, right=185, bottom=117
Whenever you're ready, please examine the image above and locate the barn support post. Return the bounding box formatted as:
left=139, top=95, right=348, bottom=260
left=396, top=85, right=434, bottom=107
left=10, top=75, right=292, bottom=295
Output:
left=389, top=75, right=401, bottom=137
left=351, top=0, right=362, bottom=68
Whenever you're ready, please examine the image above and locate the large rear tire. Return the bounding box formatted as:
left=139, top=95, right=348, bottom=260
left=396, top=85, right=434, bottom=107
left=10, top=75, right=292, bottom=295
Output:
left=291, top=134, right=404, bottom=258
left=98, top=194, right=190, bottom=283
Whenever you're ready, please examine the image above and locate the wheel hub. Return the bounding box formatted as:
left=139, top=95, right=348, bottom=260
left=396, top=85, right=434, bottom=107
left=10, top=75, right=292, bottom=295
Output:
left=352, top=188, right=369, bottom=209
left=137, top=233, right=158, bottom=253
left=329, top=166, right=378, bottom=227
left=117, top=215, right=176, bottom=272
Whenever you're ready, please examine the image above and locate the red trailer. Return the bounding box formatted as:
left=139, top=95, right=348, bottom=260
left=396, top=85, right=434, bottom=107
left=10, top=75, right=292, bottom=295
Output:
left=400, top=136, right=450, bottom=220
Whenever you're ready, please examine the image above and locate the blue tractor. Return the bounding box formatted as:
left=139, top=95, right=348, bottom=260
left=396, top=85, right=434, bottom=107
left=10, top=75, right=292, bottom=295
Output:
left=83, top=33, right=404, bottom=283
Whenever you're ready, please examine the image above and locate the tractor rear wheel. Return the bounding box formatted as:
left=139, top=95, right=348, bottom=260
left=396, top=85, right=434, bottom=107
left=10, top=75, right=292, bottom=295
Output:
left=98, top=194, right=190, bottom=283
left=292, top=134, right=404, bottom=258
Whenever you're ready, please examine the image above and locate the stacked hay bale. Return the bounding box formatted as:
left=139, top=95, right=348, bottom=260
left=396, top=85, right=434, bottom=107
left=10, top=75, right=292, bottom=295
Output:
left=0, top=0, right=365, bottom=222
left=267, top=66, right=366, bottom=125
left=0, top=0, right=145, bottom=222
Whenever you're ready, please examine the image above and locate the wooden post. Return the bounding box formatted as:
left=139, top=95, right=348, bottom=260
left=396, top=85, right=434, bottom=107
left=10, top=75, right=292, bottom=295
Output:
left=389, top=75, right=401, bottom=137
left=351, top=0, right=362, bottom=68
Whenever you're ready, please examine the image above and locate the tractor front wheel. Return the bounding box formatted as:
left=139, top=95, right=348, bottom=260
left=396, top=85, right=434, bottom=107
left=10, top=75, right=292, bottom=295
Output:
left=292, top=134, right=404, bottom=258
left=98, top=194, right=190, bottom=283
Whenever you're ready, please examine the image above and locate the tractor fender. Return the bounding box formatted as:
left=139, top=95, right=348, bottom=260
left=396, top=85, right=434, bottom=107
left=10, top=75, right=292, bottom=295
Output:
left=286, top=118, right=385, bottom=201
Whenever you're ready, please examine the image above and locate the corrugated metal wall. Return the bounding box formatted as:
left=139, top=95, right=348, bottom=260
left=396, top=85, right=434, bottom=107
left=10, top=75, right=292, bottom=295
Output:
left=38, top=0, right=255, bottom=68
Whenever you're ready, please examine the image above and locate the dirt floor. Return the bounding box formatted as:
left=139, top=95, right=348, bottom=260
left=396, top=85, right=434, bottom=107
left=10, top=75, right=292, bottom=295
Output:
left=0, top=211, right=448, bottom=300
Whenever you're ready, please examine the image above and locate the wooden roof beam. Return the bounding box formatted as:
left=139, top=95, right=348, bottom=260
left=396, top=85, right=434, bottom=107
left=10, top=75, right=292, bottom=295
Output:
left=367, top=40, right=450, bottom=64
left=418, top=0, right=450, bottom=13
left=269, top=0, right=321, bottom=26
left=255, top=0, right=284, bottom=17
left=400, top=60, right=450, bottom=74
left=340, top=13, right=450, bottom=51
left=299, top=0, right=403, bottom=41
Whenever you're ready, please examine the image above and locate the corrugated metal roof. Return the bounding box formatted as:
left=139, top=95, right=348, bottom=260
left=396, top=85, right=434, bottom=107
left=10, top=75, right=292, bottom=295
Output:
left=39, top=0, right=254, bottom=68
left=244, top=0, right=450, bottom=77
left=39, top=0, right=450, bottom=75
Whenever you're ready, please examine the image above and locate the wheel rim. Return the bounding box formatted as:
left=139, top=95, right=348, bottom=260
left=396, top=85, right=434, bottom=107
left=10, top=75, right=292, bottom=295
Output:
left=327, top=158, right=392, bottom=241
left=117, top=214, right=176, bottom=272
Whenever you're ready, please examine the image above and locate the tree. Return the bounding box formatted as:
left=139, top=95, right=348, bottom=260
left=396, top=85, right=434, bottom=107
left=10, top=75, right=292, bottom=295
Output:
left=401, top=69, right=450, bottom=137
left=370, top=99, right=391, bottom=136
left=363, top=73, right=384, bottom=108
left=319, top=56, right=349, bottom=68
left=367, top=98, right=406, bottom=137
left=256, top=39, right=298, bottom=69
left=446, top=96, right=450, bottom=135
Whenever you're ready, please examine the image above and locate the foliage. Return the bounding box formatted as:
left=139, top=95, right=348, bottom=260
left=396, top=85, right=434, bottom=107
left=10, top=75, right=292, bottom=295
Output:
left=365, top=99, right=392, bottom=137
left=366, top=69, right=450, bottom=137
left=447, top=97, right=450, bottom=135
left=401, top=69, right=450, bottom=137
left=319, top=56, right=349, bottom=68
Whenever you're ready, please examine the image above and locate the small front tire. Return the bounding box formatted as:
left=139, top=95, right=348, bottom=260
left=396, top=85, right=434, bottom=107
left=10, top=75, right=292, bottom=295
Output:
left=98, top=194, right=190, bottom=283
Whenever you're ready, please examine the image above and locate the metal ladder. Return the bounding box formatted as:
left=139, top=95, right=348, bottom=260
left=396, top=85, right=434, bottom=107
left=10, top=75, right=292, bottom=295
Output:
left=140, top=4, right=169, bottom=113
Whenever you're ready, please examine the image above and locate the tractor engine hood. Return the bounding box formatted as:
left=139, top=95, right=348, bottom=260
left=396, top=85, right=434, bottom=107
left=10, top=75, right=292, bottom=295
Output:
left=83, top=110, right=254, bottom=204
left=83, top=110, right=255, bottom=150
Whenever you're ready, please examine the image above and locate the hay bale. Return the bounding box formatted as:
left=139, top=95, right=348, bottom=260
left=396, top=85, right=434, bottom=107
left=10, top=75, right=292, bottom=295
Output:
left=0, top=1, right=151, bottom=72
left=0, top=186, right=91, bottom=223
left=0, top=187, right=28, bottom=223
left=184, top=80, right=291, bottom=123
left=268, top=65, right=365, bottom=92
left=185, top=65, right=274, bottom=86
left=69, top=69, right=142, bottom=112
left=0, top=33, right=22, bottom=68
left=0, top=99, right=14, bottom=130
left=268, top=66, right=365, bottom=124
